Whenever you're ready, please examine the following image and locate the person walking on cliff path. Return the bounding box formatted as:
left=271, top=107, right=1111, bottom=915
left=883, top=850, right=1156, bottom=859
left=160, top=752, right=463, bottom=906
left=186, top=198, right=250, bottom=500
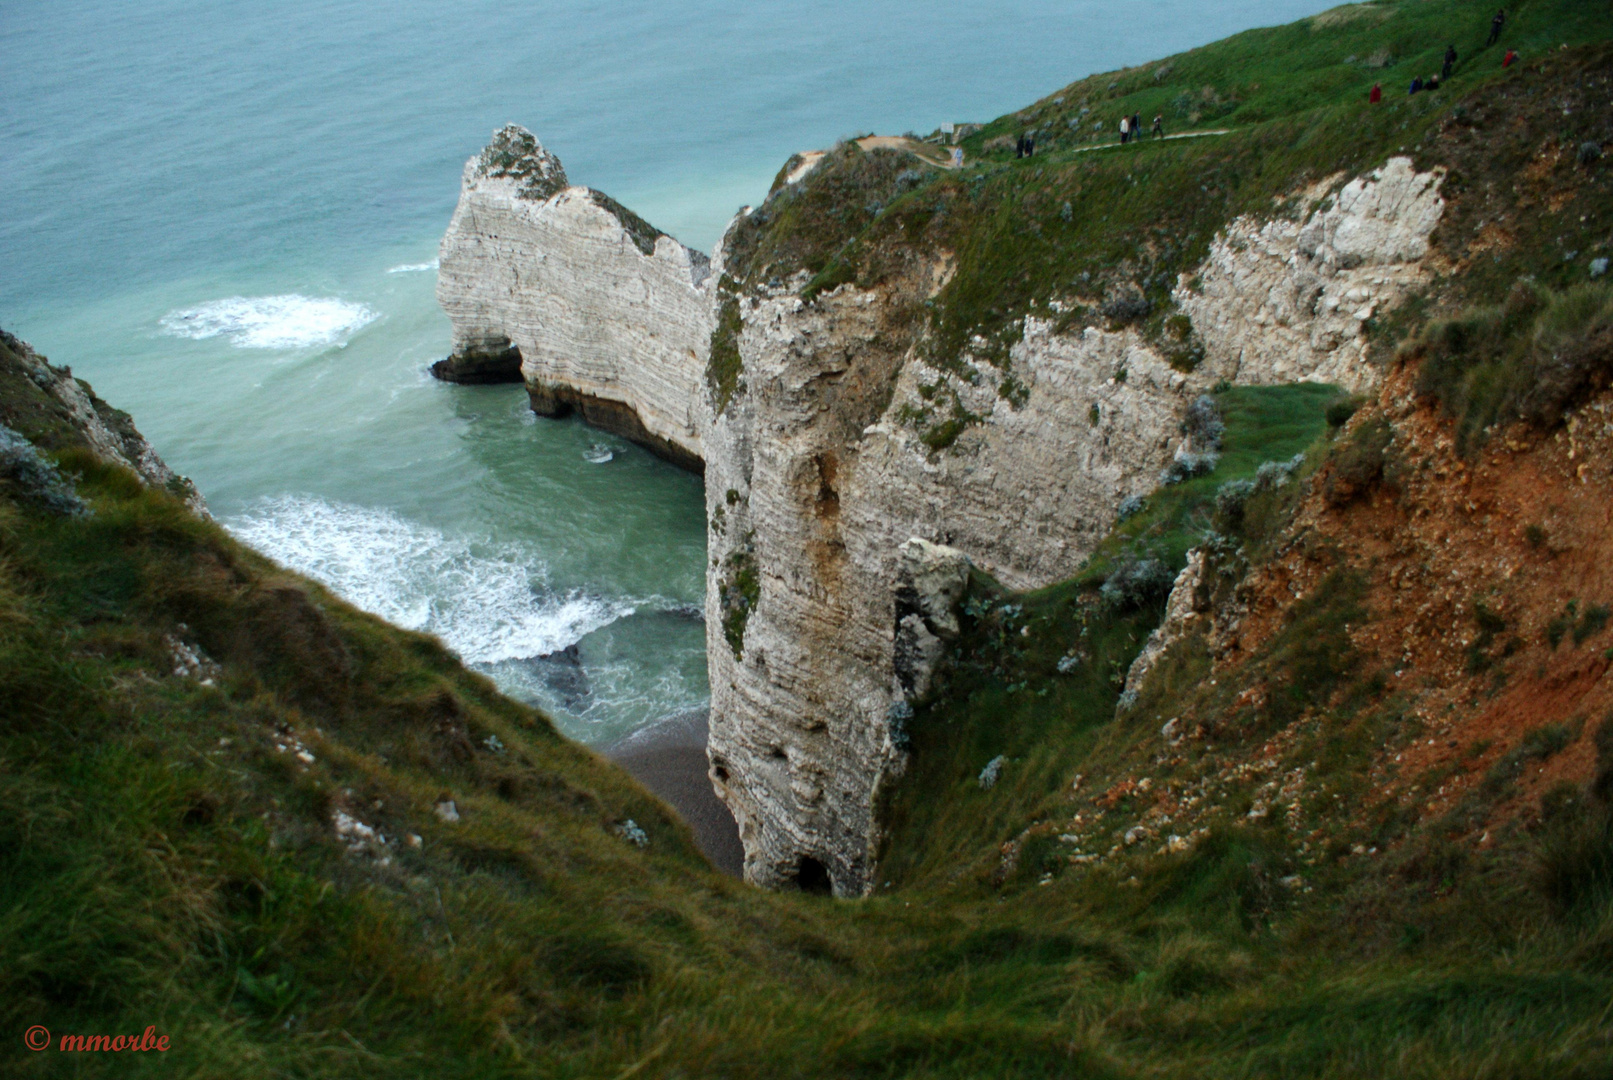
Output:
left=1016, top=134, right=1025, bottom=158
left=1151, top=114, right=1164, bottom=138
left=1131, top=113, right=1143, bottom=144
left=1119, top=115, right=1130, bottom=144
left=1025, top=132, right=1036, bottom=157
left=1487, top=8, right=1505, bottom=47
left=1443, top=44, right=1458, bottom=80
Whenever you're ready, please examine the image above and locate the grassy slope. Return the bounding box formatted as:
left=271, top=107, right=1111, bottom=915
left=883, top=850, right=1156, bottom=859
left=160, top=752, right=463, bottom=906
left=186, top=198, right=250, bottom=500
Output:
left=6, top=3, right=1613, bottom=1077
left=878, top=382, right=1342, bottom=889
left=728, top=0, right=1611, bottom=384
left=6, top=446, right=1609, bottom=1079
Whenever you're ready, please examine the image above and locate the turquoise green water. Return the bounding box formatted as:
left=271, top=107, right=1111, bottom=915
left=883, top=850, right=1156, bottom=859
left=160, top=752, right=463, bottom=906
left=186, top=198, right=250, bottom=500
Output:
left=1, top=0, right=1333, bottom=744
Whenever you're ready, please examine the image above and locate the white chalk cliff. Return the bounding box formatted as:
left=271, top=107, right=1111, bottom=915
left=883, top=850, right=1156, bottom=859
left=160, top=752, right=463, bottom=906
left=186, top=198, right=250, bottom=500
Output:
left=436, top=125, right=713, bottom=469
left=435, top=130, right=1444, bottom=895
left=1178, top=157, right=1445, bottom=393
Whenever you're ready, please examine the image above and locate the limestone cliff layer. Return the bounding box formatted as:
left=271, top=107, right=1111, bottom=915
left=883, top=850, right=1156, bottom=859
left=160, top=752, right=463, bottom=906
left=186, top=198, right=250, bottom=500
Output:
left=702, top=157, right=1442, bottom=896
left=433, top=131, right=1444, bottom=896
left=435, top=125, right=713, bottom=470
left=1178, top=157, right=1445, bottom=393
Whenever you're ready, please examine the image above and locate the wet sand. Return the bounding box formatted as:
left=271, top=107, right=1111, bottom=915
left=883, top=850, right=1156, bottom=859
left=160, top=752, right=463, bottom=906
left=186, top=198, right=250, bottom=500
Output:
left=605, top=708, right=744, bottom=877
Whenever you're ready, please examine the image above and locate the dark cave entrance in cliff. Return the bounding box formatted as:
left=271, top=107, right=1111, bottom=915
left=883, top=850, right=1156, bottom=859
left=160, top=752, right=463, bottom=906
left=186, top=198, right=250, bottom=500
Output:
left=793, top=856, right=833, bottom=895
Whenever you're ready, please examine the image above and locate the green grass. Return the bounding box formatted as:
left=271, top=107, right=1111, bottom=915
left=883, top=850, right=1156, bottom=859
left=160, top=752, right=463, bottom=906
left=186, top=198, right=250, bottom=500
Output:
left=1081, top=382, right=1339, bottom=585
left=7, top=360, right=1613, bottom=1078
left=877, top=384, right=1339, bottom=887
left=10, top=3, right=1613, bottom=1076
left=730, top=0, right=1612, bottom=391
left=707, top=281, right=745, bottom=414
left=1413, top=282, right=1613, bottom=454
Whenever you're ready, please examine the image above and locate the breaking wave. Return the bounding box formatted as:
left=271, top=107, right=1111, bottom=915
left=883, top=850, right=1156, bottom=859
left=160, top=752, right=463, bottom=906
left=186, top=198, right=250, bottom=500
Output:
left=228, top=494, right=629, bottom=665
left=386, top=259, right=439, bottom=274
left=160, top=295, right=377, bottom=349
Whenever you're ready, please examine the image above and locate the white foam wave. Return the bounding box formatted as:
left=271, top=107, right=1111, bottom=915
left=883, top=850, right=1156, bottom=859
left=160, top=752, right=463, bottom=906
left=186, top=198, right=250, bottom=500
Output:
left=386, top=259, right=439, bottom=274
left=228, top=494, right=628, bottom=664
left=160, top=295, right=377, bottom=349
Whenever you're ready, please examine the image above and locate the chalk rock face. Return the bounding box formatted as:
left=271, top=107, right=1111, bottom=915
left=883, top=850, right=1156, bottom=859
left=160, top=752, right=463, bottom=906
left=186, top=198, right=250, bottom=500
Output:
left=0, top=329, right=206, bottom=515
left=1178, top=156, right=1444, bottom=393
left=436, top=126, right=713, bottom=469
left=893, top=538, right=971, bottom=703
left=702, top=155, right=1443, bottom=891
left=434, top=145, right=1446, bottom=898
left=1120, top=548, right=1212, bottom=706
left=703, top=280, right=1215, bottom=895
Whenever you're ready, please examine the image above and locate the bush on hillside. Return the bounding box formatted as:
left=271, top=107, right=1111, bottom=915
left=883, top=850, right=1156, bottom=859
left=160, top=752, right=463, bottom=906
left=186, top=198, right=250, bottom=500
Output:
left=1412, top=281, right=1613, bottom=453
left=1182, top=394, right=1225, bottom=451
left=1100, top=556, right=1175, bottom=611
left=1160, top=450, right=1219, bottom=486
left=0, top=423, right=88, bottom=516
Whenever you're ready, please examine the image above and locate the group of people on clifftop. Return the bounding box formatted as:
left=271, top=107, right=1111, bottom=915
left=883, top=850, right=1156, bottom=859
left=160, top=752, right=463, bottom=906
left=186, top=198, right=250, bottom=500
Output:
left=1015, top=6, right=1526, bottom=160
left=1118, top=112, right=1164, bottom=144
left=1368, top=8, right=1517, bottom=105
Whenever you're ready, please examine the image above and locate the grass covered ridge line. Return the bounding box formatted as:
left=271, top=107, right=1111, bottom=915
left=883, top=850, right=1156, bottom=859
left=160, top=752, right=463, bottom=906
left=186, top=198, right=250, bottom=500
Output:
left=727, top=0, right=1612, bottom=384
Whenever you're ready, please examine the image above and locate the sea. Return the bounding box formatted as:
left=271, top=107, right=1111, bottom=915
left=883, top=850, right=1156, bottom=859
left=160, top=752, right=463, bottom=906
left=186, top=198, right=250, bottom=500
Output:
left=1, top=0, right=1334, bottom=746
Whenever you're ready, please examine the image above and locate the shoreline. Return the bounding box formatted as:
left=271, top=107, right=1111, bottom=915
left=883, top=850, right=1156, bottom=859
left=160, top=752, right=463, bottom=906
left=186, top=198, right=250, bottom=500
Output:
left=604, top=707, right=744, bottom=877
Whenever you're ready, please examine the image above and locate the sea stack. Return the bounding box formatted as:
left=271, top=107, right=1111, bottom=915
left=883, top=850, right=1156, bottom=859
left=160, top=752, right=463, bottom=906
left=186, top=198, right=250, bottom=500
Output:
left=434, top=125, right=713, bottom=471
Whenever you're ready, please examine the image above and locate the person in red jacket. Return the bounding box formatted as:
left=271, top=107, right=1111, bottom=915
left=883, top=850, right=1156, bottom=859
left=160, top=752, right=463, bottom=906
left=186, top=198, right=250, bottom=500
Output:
left=1503, top=49, right=1518, bottom=68
left=1369, top=83, right=1382, bottom=103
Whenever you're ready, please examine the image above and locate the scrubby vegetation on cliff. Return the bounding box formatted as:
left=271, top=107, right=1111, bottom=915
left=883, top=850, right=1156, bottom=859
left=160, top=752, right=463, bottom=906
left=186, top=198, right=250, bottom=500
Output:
left=725, top=0, right=1611, bottom=452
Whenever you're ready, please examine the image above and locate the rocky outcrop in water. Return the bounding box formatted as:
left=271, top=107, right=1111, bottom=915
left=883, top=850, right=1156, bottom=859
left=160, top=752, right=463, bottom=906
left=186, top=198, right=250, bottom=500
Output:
left=435, top=126, right=713, bottom=470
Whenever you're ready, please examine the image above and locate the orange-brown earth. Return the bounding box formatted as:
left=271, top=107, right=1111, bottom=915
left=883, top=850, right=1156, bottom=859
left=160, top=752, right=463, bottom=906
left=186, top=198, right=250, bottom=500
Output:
left=1041, top=365, right=1613, bottom=876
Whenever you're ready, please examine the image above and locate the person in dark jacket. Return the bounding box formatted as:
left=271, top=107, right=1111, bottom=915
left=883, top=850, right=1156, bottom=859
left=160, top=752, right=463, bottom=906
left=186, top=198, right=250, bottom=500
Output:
left=1131, top=114, right=1142, bottom=143
left=1016, top=134, right=1025, bottom=158
left=1443, top=45, right=1458, bottom=79
left=1151, top=114, right=1164, bottom=138
left=1409, top=76, right=1423, bottom=95
left=1488, top=9, right=1505, bottom=46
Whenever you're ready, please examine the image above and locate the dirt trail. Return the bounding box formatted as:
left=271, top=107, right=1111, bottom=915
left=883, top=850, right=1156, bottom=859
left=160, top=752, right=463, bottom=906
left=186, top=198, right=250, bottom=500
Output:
left=1071, top=128, right=1233, bottom=154
left=785, top=129, right=1235, bottom=186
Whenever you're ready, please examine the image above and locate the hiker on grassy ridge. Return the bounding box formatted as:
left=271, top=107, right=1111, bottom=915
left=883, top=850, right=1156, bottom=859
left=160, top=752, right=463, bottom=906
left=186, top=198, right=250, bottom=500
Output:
left=1152, top=114, right=1164, bottom=138
left=1488, top=9, right=1506, bottom=47
left=1503, top=49, right=1518, bottom=68
left=1409, top=76, right=1423, bottom=95
left=1016, top=134, right=1025, bottom=158
left=1119, top=116, right=1130, bottom=143
left=1370, top=82, right=1382, bottom=103
left=1443, top=45, right=1458, bottom=79
left=1132, top=113, right=1142, bottom=143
